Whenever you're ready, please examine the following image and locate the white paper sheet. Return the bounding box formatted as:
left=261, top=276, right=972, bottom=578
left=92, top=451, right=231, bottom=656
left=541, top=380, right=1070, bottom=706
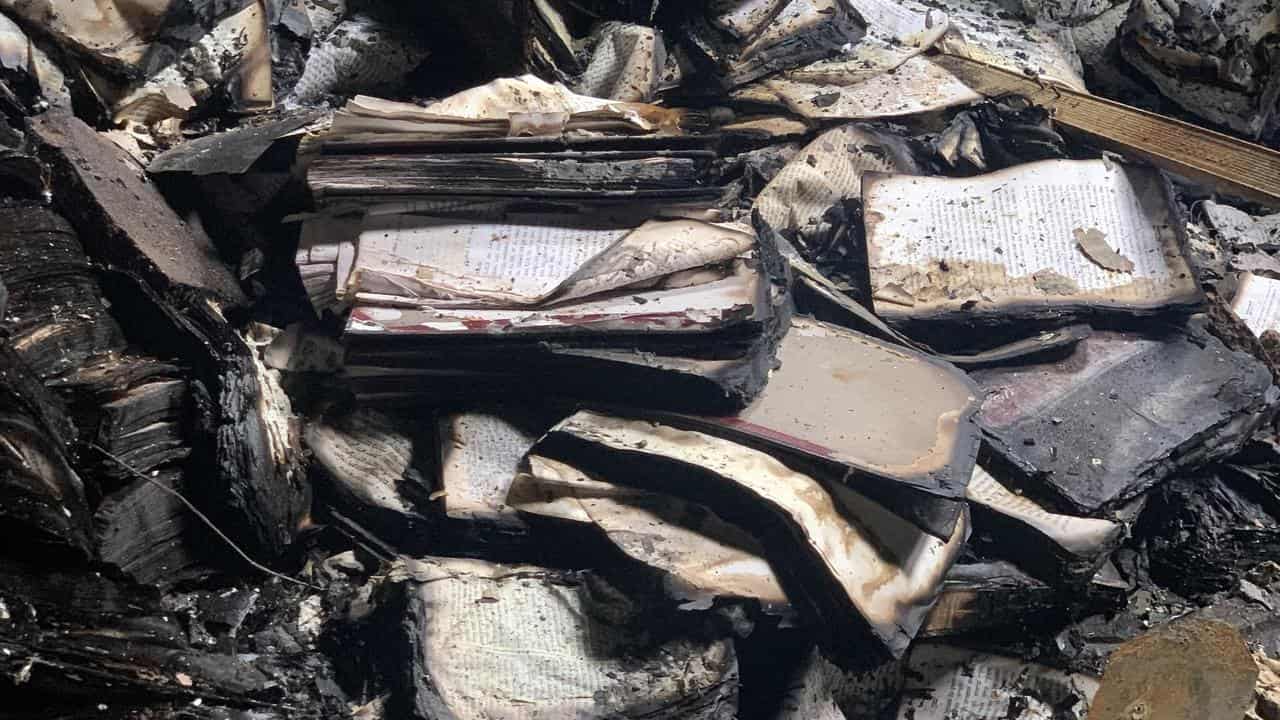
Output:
left=1232, top=272, right=1280, bottom=337
left=966, top=466, right=1121, bottom=556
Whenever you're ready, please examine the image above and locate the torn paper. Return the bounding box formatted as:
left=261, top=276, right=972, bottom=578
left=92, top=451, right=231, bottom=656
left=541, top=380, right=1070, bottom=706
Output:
left=1232, top=273, right=1280, bottom=338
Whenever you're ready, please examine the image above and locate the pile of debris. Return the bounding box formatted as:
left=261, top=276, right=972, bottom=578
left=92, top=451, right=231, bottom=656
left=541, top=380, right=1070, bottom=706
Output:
left=3, top=0, right=1280, bottom=718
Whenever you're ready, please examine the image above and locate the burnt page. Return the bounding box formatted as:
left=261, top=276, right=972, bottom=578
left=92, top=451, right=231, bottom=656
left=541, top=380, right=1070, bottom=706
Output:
left=308, top=150, right=718, bottom=201
left=509, top=453, right=791, bottom=613
left=971, top=321, right=1277, bottom=514
left=774, top=646, right=904, bottom=720
left=347, top=263, right=763, bottom=338
left=863, top=160, right=1201, bottom=344
left=387, top=556, right=739, bottom=720
left=966, top=465, right=1123, bottom=585
left=305, top=407, right=435, bottom=535
left=349, top=215, right=753, bottom=307
left=754, top=124, right=920, bottom=243
left=1232, top=272, right=1280, bottom=337
left=895, top=644, right=1097, bottom=720
left=532, top=410, right=969, bottom=657
left=647, top=318, right=982, bottom=537
left=436, top=411, right=551, bottom=528
left=933, top=0, right=1086, bottom=90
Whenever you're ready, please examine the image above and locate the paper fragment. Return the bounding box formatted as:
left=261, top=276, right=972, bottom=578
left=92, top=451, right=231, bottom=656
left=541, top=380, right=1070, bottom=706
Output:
left=1074, top=227, right=1135, bottom=273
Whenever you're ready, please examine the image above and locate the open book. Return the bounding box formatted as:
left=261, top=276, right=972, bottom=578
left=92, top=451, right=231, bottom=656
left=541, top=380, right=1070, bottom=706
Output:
left=341, top=214, right=768, bottom=339
left=862, top=159, right=1202, bottom=343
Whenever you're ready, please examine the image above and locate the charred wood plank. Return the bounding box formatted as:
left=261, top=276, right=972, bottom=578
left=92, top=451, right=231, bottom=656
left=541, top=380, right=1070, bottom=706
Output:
left=29, top=111, right=247, bottom=307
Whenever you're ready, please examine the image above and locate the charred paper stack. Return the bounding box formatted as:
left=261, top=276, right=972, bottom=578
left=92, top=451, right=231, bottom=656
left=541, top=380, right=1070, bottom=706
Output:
left=10, top=0, right=1280, bottom=718
left=295, top=77, right=798, bottom=412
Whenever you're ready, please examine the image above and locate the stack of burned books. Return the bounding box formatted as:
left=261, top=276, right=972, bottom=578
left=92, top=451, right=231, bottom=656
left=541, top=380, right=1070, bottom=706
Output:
left=298, top=77, right=789, bottom=411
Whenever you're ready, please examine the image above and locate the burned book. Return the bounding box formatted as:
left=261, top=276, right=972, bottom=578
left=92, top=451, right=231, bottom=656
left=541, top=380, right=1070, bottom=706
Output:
left=0, top=559, right=345, bottom=716
left=529, top=409, right=969, bottom=658
left=330, top=210, right=789, bottom=412
left=372, top=556, right=739, bottom=720
left=971, top=318, right=1277, bottom=515
left=862, top=159, right=1202, bottom=348
left=678, top=0, right=867, bottom=88
left=510, top=449, right=792, bottom=615
left=921, top=561, right=1057, bottom=639
left=31, top=111, right=246, bottom=306
left=634, top=316, right=982, bottom=537
left=343, top=334, right=781, bottom=413
left=0, top=204, right=127, bottom=381
left=92, top=378, right=191, bottom=479
left=308, top=148, right=723, bottom=204
left=965, top=465, right=1124, bottom=586
left=0, top=344, right=93, bottom=559
left=338, top=215, right=763, bottom=334
left=94, top=469, right=209, bottom=588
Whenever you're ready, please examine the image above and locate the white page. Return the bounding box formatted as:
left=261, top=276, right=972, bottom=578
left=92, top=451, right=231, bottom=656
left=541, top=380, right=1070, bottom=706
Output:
left=396, top=557, right=738, bottom=720
left=353, top=215, right=627, bottom=304
left=438, top=412, right=542, bottom=525
left=966, top=466, right=1121, bottom=557
left=897, top=644, right=1097, bottom=720
left=849, top=0, right=947, bottom=43
left=1232, top=272, right=1280, bottom=336
left=864, top=159, right=1197, bottom=315
left=743, top=0, right=969, bottom=120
